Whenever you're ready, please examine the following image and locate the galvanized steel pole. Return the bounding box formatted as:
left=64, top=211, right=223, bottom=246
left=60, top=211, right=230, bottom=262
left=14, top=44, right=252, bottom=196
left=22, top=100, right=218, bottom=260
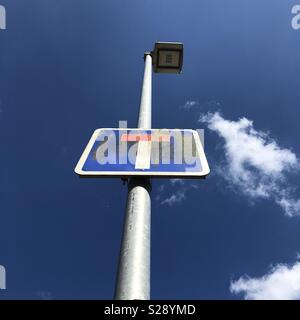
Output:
left=114, top=53, right=152, bottom=300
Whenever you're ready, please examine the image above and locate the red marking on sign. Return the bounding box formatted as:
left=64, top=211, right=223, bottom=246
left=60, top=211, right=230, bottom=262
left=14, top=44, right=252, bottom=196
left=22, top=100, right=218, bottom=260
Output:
left=121, top=134, right=170, bottom=142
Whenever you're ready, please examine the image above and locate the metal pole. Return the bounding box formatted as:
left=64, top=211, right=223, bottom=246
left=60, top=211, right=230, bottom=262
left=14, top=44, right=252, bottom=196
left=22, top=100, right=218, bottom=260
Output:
left=137, top=53, right=152, bottom=129
left=114, top=53, right=152, bottom=300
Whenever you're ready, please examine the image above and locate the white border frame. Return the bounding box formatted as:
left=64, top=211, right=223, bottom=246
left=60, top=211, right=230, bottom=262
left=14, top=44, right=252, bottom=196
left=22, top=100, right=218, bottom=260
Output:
left=74, top=128, right=210, bottom=178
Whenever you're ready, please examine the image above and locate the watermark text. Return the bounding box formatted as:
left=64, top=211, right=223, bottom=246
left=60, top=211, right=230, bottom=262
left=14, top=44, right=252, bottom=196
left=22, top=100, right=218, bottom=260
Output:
left=0, top=5, right=6, bottom=30
left=0, top=265, right=6, bottom=290
left=292, top=5, right=300, bottom=30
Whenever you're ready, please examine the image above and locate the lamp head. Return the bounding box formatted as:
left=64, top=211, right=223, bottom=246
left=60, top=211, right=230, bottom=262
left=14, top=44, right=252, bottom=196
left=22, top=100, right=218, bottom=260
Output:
left=151, top=42, right=184, bottom=74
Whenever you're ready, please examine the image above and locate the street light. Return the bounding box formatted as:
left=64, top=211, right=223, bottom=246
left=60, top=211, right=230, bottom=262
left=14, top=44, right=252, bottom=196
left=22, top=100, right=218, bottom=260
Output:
left=151, top=41, right=184, bottom=74
left=115, top=42, right=183, bottom=300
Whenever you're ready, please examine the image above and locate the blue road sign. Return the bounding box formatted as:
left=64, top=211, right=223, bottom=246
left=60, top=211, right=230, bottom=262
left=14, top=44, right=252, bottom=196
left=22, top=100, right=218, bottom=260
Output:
left=75, top=128, right=210, bottom=178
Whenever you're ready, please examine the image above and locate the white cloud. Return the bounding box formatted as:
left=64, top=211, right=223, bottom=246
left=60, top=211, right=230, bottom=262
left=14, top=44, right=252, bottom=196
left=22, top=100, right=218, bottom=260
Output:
left=161, top=190, right=186, bottom=206
left=155, top=184, right=165, bottom=201
left=170, top=179, right=185, bottom=186
left=230, top=261, right=300, bottom=300
left=277, top=197, right=300, bottom=217
left=200, top=112, right=300, bottom=216
left=182, top=100, right=199, bottom=109
left=161, top=180, right=187, bottom=206
left=160, top=180, right=199, bottom=206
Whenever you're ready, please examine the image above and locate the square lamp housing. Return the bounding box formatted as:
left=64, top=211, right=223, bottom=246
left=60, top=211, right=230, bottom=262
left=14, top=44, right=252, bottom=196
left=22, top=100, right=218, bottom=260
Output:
left=151, top=42, right=183, bottom=74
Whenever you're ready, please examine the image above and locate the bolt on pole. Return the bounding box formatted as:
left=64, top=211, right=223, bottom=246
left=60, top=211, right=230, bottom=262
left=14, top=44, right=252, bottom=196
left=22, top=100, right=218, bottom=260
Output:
left=114, top=53, right=152, bottom=300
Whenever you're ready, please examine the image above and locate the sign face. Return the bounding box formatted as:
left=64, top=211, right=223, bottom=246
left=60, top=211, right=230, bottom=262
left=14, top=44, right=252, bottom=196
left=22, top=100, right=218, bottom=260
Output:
left=75, top=128, right=210, bottom=178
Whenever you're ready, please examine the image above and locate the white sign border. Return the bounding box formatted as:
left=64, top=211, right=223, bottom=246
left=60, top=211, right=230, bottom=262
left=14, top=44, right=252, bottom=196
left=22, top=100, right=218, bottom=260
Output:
left=74, top=128, right=210, bottom=178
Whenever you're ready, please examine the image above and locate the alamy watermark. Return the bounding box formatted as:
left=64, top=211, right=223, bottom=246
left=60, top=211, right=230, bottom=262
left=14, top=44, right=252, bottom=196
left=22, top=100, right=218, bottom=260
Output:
left=0, top=265, right=6, bottom=290
left=1, top=5, right=299, bottom=31
left=0, top=4, right=6, bottom=30
left=1, top=5, right=300, bottom=31
left=292, top=5, right=300, bottom=30
left=91, top=121, right=204, bottom=168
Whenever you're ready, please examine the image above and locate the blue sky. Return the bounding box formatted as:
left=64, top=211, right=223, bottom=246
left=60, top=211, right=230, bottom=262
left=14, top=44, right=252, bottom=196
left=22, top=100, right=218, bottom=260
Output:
left=0, top=0, right=300, bottom=300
